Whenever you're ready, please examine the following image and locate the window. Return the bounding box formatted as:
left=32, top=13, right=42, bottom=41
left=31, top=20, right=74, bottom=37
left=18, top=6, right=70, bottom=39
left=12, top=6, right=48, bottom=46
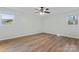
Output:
left=67, top=16, right=78, bottom=25
left=0, top=14, right=15, bottom=26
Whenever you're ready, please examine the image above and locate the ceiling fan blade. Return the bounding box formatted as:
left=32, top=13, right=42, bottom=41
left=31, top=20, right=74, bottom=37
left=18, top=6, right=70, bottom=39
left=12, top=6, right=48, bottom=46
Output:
left=45, top=11, right=51, bottom=13
left=35, top=8, right=40, bottom=11
left=46, top=8, right=49, bottom=10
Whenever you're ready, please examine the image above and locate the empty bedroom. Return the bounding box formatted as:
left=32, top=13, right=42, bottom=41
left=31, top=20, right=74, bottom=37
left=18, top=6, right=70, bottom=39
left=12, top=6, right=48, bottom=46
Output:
left=0, top=7, right=79, bottom=52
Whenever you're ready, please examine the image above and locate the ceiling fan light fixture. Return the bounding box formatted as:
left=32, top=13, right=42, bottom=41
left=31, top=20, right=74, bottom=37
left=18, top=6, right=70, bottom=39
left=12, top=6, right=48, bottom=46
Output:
left=40, top=12, right=45, bottom=15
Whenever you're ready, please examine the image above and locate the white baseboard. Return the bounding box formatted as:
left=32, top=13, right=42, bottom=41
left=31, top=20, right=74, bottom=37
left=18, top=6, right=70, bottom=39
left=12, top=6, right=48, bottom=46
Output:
left=0, top=32, right=79, bottom=41
left=45, top=32, right=79, bottom=39
left=0, top=32, right=42, bottom=41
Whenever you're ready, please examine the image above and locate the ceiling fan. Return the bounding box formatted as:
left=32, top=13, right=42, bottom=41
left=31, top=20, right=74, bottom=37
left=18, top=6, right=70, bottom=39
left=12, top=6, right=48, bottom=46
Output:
left=35, top=7, right=51, bottom=15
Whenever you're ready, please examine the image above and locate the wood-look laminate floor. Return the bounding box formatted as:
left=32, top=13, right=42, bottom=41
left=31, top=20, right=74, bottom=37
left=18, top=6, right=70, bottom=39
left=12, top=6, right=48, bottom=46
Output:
left=0, top=33, right=79, bottom=52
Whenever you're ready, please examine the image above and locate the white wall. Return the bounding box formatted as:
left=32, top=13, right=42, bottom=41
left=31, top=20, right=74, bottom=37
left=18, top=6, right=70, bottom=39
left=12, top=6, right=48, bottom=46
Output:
left=1, top=7, right=79, bottom=40
left=0, top=8, right=42, bottom=40
left=43, top=10, right=79, bottom=38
